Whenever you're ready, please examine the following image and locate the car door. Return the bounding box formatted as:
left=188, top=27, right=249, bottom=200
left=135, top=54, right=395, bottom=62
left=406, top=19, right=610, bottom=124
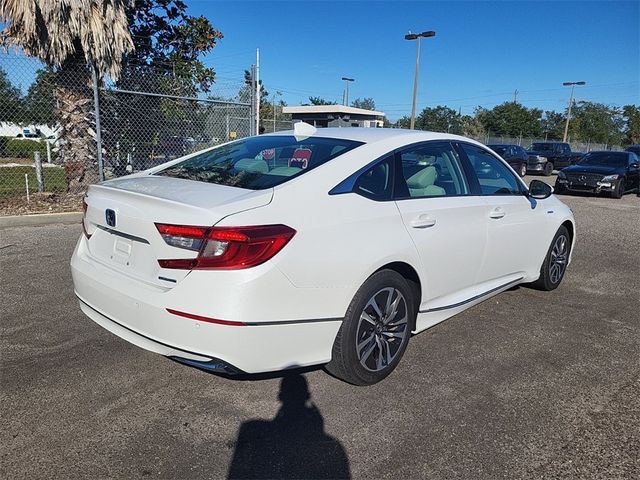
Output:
left=393, top=141, right=487, bottom=309
left=457, top=142, right=543, bottom=287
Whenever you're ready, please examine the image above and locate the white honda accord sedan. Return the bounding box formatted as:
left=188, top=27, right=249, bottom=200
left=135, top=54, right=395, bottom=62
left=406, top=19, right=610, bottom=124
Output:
left=71, top=125, right=575, bottom=385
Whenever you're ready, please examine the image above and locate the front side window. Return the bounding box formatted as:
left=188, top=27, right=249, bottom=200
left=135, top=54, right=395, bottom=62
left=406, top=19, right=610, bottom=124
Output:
left=157, top=135, right=363, bottom=190
left=460, top=144, right=523, bottom=195
left=396, top=142, right=469, bottom=199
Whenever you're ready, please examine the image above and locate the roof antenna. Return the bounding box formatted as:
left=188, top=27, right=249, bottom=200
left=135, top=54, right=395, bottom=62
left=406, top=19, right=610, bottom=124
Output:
left=293, top=121, right=317, bottom=140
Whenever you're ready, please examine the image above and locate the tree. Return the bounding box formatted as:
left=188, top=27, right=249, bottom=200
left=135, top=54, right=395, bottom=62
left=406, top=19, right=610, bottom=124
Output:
left=540, top=110, right=565, bottom=140
left=568, top=101, right=624, bottom=145
left=621, top=105, right=640, bottom=146
left=351, top=97, right=376, bottom=111
left=0, top=67, right=24, bottom=123
left=477, top=102, right=543, bottom=137
left=308, top=96, right=337, bottom=106
left=104, top=1, right=223, bottom=163
left=24, top=68, right=57, bottom=126
left=416, top=105, right=462, bottom=134
left=0, top=0, right=134, bottom=192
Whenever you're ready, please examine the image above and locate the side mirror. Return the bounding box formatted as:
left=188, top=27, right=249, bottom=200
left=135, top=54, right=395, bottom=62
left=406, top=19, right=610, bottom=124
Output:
left=528, top=179, right=553, bottom=200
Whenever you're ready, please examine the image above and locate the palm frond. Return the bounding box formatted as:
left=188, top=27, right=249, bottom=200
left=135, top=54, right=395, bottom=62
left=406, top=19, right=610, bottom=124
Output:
left=0, top=0, right=134, bottom=80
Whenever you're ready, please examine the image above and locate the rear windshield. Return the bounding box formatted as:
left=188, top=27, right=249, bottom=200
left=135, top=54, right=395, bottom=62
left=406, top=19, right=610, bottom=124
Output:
left=156, top=135, right=363, bottom=189
left=528, top=143, right=557, bottom=152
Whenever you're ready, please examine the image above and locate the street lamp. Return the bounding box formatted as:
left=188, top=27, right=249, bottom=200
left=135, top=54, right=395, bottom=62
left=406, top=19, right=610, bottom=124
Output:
left=405, top=30, right=435, bottom=130
left=562, top=81, right=586, bottom=142
left=272, top=90, right=282, bottom=132
left=341, top=77, right=354, bottom=106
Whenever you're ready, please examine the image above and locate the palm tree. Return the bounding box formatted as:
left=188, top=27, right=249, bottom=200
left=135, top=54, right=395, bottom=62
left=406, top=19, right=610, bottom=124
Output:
left=0, top=1, right=134, bottom=193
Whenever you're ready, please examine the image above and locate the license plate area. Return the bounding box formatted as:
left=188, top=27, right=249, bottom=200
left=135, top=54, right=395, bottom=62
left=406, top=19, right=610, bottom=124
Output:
left=112, top=237, right=133, bottom=266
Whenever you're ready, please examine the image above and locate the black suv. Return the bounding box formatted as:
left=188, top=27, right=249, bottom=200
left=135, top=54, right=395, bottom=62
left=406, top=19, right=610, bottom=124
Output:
left=526, top=142, right=583, bottom=176
left=555, top=151, right=640, bottom=198
left=487, top=144, right=528, bottom=177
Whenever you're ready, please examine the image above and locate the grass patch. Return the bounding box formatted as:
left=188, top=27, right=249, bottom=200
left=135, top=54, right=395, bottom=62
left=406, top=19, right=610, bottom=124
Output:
left=0, top=165, right=67, bottom=198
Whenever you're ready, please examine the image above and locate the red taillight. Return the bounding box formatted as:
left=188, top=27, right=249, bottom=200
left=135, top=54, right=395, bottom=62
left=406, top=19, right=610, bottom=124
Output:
left=156, top=224, right=296, bottom=270
left=82, top=198, right=92, bottom=239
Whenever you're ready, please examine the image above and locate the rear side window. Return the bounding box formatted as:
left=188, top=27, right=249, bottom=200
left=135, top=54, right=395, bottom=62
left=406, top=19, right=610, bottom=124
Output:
left=157, top=135, right=363, bottom=190
left=354, top=157, right=394, bottom=201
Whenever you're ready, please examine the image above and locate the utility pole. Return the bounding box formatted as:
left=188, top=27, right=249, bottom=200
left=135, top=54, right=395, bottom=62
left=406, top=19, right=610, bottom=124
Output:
left=513, top=89, right=519, bottom=103
left=341, top=77, right=354, bottom=106
left=255, top=48, right=260, bottom=134
left=405, top=30, right=436, bottom=130
left=562, top=81, right=586, bottom=142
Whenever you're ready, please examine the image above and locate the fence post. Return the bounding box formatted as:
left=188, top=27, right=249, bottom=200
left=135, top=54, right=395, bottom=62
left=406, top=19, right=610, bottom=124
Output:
left=46, top=141, right=52, bottom=163
left=91, top=63, right=105, bottom=181
left=34, top=151, right=44, bottom=192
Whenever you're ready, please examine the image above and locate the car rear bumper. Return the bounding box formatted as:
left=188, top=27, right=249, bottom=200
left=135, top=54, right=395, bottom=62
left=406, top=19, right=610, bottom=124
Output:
left=71, top=236, right=346, bottom=374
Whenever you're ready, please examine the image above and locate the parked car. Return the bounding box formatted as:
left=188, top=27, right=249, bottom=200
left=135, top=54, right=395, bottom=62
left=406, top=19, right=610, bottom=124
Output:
left=72, top=127, right=576, bottom=385
left=526, top=142, right=583, bottom=176
left=625, top=144, right=640, bottom=156
left=487, top=144, right=528, bottom=177
left=555, top=150, right=640, bottom=198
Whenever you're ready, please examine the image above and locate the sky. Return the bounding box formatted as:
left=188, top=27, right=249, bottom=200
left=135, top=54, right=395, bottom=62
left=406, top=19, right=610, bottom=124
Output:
left=187, top=0, right=639, bottom=120
left=0, top=1, right=637, bottom=122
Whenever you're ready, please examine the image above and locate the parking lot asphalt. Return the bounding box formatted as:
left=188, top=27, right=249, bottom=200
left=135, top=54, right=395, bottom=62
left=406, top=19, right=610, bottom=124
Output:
left=1, top=181, right=639, bottom=480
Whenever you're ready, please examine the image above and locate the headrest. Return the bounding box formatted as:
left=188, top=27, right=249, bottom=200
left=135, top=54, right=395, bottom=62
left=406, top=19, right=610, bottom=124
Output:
left=406, top=166, right=437, bottom=188
left=235, top=158, right=269, bottom=174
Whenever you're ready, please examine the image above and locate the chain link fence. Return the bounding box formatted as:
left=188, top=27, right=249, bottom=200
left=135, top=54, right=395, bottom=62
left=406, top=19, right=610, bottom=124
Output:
left=0, top=52, right=254, bottom=209
left=476, top=134, right=621, bottom=153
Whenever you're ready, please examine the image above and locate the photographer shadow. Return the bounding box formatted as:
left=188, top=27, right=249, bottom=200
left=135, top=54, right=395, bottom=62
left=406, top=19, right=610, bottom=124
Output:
left=227, top=374, right=350, bottom=479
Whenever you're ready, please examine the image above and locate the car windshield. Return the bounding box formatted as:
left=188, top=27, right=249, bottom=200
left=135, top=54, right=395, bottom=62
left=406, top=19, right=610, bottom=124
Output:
left=157, top=135, right=363, bottom=190
left=528, top=143, right=557, bottom=152
left=488, top=146, right=507, bottom=155
left=578, top=152, right=626, bottom=167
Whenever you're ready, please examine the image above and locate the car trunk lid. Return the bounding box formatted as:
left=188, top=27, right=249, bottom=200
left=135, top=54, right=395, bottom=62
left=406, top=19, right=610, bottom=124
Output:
left=83, top=175, right=273, bottom=287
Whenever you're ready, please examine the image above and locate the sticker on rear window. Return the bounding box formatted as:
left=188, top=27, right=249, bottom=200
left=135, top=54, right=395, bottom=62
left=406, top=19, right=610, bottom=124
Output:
left=289, top=148, right=312, bottom=169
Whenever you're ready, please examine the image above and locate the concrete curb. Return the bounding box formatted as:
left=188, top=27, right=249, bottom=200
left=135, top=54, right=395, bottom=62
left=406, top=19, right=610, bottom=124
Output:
left=0, top=212, right=82, bottom=228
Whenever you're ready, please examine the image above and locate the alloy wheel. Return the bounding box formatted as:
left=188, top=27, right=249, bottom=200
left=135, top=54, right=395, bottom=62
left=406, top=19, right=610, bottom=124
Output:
left=549, top=234, right=568, bottom=284
left=355, top=287, right=409, bottom=372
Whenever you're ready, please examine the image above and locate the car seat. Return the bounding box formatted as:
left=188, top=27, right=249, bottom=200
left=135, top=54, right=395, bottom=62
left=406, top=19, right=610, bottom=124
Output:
left=234, top=158, right=269, bottom=174
left=406, top=166, right=446, bottom=197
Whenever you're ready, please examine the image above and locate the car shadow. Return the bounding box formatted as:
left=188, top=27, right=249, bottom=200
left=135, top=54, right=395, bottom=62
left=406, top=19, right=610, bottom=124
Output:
left=226, top=373, right=351, bottom=479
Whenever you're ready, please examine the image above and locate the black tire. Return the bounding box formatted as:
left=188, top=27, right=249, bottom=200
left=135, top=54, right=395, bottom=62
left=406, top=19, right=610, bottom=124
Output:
left=531, top=226, right=571, bottom=291
left=611, top=178, right=625, bottom=199
left=543, top=162, right=554, bottom=176
left=325, top=270, right=416, bottom=386
left=519, top=163, right=527, bottom=178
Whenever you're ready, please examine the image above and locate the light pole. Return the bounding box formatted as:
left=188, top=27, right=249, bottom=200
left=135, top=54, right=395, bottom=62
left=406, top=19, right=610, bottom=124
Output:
left=405, top=30, right=435, bottom=130
left=272, top=91, right=282, bottom=132
left=341, top=77, right=354, bottom=106
left=562, top=81, right=586, bottom=142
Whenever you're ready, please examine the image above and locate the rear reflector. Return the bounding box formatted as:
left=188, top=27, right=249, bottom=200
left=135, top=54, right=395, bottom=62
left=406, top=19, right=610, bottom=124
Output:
left=156, top=224, right=296, bottom=270
left=166, top=308, right=246, bottom=326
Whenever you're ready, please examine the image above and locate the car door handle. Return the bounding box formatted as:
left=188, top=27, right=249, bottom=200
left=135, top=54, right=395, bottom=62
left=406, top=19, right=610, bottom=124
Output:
left=489, top=207, right=506, bottom=219
left=410, top=214, right=436, bottom=228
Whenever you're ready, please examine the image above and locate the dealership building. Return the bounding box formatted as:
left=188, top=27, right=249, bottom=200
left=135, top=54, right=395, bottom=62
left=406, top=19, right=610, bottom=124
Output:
left=281, top=105, right=385, bottom=128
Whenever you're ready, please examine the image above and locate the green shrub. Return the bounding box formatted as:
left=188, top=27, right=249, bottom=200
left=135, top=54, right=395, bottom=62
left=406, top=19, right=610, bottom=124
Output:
left=3, top=138, right=48, bottom=158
